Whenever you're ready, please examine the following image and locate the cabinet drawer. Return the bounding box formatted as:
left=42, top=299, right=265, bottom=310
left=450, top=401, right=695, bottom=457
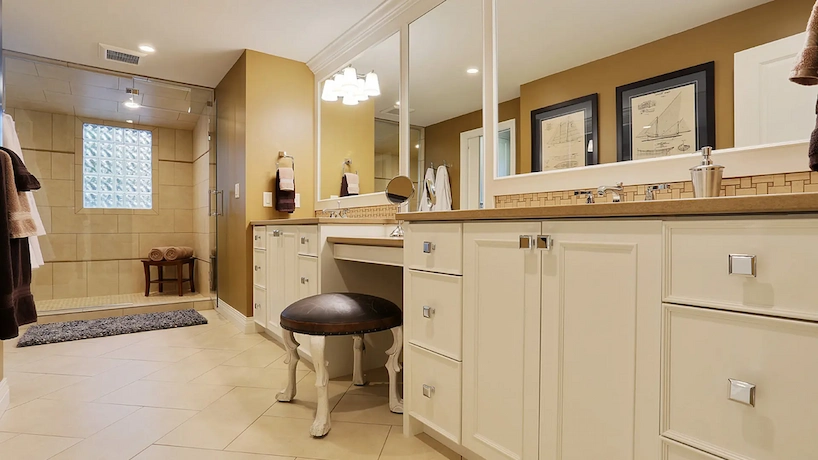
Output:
left=297, top=226, right=318, bottom=256
left=665, top=219, right=818, bottom=321
left=406, top=223, right=462, bottom=275
left=298, top=255, right=318, bottom=300
left=252, top=248, right=266, bottom=288
left=663, top=304, right=818, bottom=460
left=253, top=286, right=266, bottom=327
left=407, top=344, right=461, bottom=444
left=253, top=226, right=266, bottom=249
left=406, top=270, right=462, bottom=360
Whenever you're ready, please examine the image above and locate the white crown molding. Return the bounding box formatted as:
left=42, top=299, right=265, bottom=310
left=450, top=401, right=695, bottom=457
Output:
left=216, top=298, right=259, bottom=334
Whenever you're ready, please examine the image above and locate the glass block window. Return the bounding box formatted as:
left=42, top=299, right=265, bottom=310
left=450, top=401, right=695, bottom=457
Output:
left=82, top=123, right=153, bottom=209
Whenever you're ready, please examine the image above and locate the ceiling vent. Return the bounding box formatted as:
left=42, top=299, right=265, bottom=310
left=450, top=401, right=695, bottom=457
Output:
left=99, top=43, right=146, bottom=66
left=380, top=106, right=414, bottom=116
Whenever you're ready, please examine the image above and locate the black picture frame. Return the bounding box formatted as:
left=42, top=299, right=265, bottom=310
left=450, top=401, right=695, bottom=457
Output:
left=616, top=62, right=715, bottom=162
left=531, top=94, right=598, bottom=172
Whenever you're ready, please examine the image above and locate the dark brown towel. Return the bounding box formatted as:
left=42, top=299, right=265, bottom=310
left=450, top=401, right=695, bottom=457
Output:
left=275, top=170, right=295, bottom=213
left=792, top=1, right=818, bottom=86
left=811, top=99, right=818, bottom=172
left=340, top=174, right=358, bottom=197
left=3, top=146, right=41, bottom=192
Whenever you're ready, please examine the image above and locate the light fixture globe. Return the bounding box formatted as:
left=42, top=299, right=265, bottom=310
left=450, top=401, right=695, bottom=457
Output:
left=341, top=67, right=358, bottom=92
left=364, top=72, right=380, bottom=96
left=355, top=78, right=369, bottom=101
left=342, top=94, right=359, bottom=106
left=321, top=79, right=339, bottom=102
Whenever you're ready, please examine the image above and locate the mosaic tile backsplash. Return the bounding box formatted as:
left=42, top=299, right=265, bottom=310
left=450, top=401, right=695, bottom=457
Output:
left=494, top=171, right=818, bottom=209
left=315, top=204, right=399, bottom=219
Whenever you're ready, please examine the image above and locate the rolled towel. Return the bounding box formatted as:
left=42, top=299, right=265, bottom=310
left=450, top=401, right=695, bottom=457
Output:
left=164, top=246, right=194, bottom=261
left=149, top=247, right=168, bottom=261
left=278, top=167, right=295, bottom=192
left=791, top=1, right=818, bottom=86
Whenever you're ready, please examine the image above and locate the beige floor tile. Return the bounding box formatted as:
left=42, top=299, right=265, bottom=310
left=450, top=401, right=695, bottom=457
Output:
left=264, top=376, right=351, bottom=421
left=142, top=349, right=240, bottom=382
left=0, top=398, right=138, bottom=437
left=379, top=428, right=461, bottom=460
left=6, top=372, right=87, bottom=408
left=51, top=407, right=197, bottom=460
left=102, top=342, right=203, bottom=362
left=42, top=360, right=168, bottom=402
left=134, top=445, right=293, bottom=460
left=226, top=416, right=390, bottom=460
left=0, top=433, right=82, bottom=460
left=192, top=365, right=309, bottom=389
left=1, top=351, right=49, bottom=371
left=158, top=386, right=279, bottom=450
left=331, top=394, right=403, bottom=426
left=97, top=379, right=234, bottom=410
left=184, top=332, right=266, bottom=351
left=10, top=354, right=129, bottom=376
left=0, top=432, right=17, bottom=443
left=41, top=333, right=149, bottom=357
left=222, top=339, right=286, bottom=368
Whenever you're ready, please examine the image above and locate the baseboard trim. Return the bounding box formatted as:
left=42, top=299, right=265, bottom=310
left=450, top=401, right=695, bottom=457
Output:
left=0, top=377, right=9, bottom=416
left=216, top=299, right=259, bottom=334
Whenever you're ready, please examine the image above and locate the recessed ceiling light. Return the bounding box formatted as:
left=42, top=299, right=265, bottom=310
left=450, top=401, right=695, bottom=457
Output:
left=643, top=125, right=652, bottom=129
left=123, top=98, right=140, bottom=109
left=138, top=45, right=155, bottom=53
left=126, top=119, right=134, bottom=124
left=466, top=67, right=479, bottom=74
left=415, top=144, right=420, bottom=148
left=395, top=101, right=400, bottom=106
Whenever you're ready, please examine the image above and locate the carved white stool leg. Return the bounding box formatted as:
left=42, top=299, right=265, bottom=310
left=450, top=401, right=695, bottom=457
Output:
left=352, top=334, right=367, bottom=386
left=276, top=331, right=300, bottom=402
left=310, top=335, right=331, bottom=437
left=385, top=326, right=404, bottom=413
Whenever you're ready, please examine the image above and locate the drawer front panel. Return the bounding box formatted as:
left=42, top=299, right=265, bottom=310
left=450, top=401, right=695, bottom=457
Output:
left=407, top=270, right=462, bottom=360
left=662, top=440, right=722, bottom=460
left=253, top=226, right=266, bottom=249
left=663, top=304, right=818, bottom=460
left=665, top=219, right=818, bottom=320
left=407, top=344, right=461, bottom=444
left=406, top=223, right=462, bottom=275
left=253, top=286, right=266, bottom=327
left=298, top=255, right=318, bottom=300
left=252, top=248, right=266, bottom=288
left=297, top=226, right=318, bottom=256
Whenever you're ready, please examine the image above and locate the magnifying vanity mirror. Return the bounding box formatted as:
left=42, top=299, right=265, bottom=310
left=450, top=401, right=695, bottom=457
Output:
left=385, top=175, right=415, bottom=237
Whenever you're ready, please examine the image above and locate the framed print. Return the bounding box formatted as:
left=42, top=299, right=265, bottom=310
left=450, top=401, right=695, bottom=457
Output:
left=616, top=62, right=715, bottom=161
left=531, top=94, right=598, bottom=172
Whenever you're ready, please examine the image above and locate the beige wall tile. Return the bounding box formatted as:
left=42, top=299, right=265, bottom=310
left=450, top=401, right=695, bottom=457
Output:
left=15, top=109, right=53, bottom=150
left=39, top=206, right=52, bottom=233
left=76, top=234, right=140, bottom=261
left=175, top=130, right=193, bottom=162
left=793, top=180, right=805, bottom=193
left=193, top=115, right=209, bottom=160
left=174, top=162, right=193, bottom=186
left=195, top=261, right=212, bottom=296
left=52, top=114, right=75, bottom=152
left=117, top=209, right=175, bottom=234
left=193, top=155, right=209, bottom=186
left=786, top=172, right=811, bottom=182
left=192, top=206, right=209, bottom=235
left=51, top=207, right=118, bottom=234
left=158, top=128, right=175, bottom=160
left=38, top=309, right=124, bottom=324
left=53, top=261, right=88, bottom=299
left=31, top=263, right=54, bottom=300
left=39, top=234, right=77, bottom=262
left=24, top=150, right=52, bottom=179
left=86, top=260, right=121, bottom=297
left=174, top=209, right=193, bottom=233
left=160, top=185, right=193, bottom=210
left=193, top=181, right=209, bottom=210
left=159, top=161, right=175, bottom=186
left=51, top=153, right=75, bottom=180
left=138, top=233, right=196, bottom=257
left=119, top=260, right=145, bottom=294
left=35, top=179, right=74, bottom=207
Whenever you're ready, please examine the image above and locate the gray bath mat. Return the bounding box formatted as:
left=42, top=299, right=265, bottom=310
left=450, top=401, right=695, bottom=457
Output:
left=17, top=309, right=208, bottom=347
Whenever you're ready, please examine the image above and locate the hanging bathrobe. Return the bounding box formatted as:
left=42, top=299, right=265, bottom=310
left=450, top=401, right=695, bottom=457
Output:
left=418, top=167, right=435, bottom=211
left=432, top=165, right=452, bottom=211
left=3, top=113, right=46, bottom=269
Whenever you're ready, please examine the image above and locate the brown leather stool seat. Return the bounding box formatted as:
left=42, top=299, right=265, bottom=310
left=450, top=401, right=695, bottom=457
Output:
left=280, top=293, right=402, bottom=336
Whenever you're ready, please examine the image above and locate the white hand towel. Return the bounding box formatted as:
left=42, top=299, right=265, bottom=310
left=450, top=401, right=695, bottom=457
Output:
left=3, top=113, right=45, bottom=269
left=418, top=167, right=435, bottom=211
left=345, top=172, right=360, bottom=195
left=433, top=165, right=452, bottom=211
left=278, top=167, right=295, bottom=191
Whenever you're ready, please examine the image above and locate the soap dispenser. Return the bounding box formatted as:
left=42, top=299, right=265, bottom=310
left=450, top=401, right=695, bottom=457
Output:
left=690, top=146, right=723, bottom=198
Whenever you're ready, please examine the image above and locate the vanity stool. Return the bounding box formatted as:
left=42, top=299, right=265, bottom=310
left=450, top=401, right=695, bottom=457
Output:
left=275, top=293, right=403, bottom=437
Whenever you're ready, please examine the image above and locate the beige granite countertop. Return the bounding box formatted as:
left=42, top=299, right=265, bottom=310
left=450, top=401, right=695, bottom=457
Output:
left=397, top=193, right=818, bottom=222
left=250, top=218, right=397, bottom=226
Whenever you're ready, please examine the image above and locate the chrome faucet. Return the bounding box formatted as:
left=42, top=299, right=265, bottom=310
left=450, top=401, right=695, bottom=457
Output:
left=645, top=184, right=669, bottom=201
left=597, top=182, right=624, bottom=202
left=327, top=200, right=348, bottom=218
left=574, top=190, right=595, bottom=204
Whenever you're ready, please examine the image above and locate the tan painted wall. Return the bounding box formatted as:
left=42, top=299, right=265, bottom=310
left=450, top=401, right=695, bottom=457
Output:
left=519, top=0, right=813, bottom=171
left=424, top=98, right=521, bottom=209
left=216, top=50, right=316, bottom=316
left=319, top=99, right=375, bottom=199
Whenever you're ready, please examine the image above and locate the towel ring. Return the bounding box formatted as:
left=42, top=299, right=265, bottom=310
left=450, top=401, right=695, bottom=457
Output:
left=342, top=159, right=358, bottom=175
left=277, top=151, right=295, bottom=169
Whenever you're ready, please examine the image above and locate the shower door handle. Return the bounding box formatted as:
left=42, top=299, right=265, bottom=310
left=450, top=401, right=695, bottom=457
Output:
left=215, top=190, right=225, bottom=217
left=208, top=189, right=216, bottom=217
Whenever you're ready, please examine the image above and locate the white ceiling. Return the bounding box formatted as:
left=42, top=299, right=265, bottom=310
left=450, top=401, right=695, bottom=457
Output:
left=404, top=0, right=772, bottom=127
left=2, top=0, right=384, bottom=88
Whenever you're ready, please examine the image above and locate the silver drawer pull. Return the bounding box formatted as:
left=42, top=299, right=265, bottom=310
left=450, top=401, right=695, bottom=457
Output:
left=422, top=241, right=435, bottom=253
left=519, top=235, right=533, bottom=249
left=272, top=230, right=281, bottom=237
left=254, top=265, right=261, bottom=271
left=728, top=254, right=757, bottom=277
left=254, top=235, right=260, bottom=241
left=301, top=236, right=309, bottom=244
left=254, top=302, right=260, bottom=309
left=422, top=306, right=435, bottom=318
left=537, top=235, right=552, bottom=250
left=422, top=384, right=435, bottom=398
left=300, top=277, right=309, bottom=284
left=728, top=379, right=756, bottom=406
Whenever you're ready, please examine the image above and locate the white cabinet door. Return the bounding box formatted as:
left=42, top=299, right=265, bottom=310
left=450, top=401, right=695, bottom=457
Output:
left=266, top=227, right=283, bottom=336
left=540, top=220, right=662, bottom=460
left=462, top=222, right=541, bottom=460
left=734, top=32, right=818, bottom=147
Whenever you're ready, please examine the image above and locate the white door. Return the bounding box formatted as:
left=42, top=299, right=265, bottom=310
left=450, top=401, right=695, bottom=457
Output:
left=734, top=32, right=818, bottom=147
left=540, top=220, right=662, bottom=460
left=462, top=222, right=541, bottom=460
left=460, top=120, right=516, bottom=210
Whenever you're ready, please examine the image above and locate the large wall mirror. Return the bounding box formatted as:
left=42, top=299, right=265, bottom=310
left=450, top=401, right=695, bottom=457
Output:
left=495, top=0, right=817, bottom=176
